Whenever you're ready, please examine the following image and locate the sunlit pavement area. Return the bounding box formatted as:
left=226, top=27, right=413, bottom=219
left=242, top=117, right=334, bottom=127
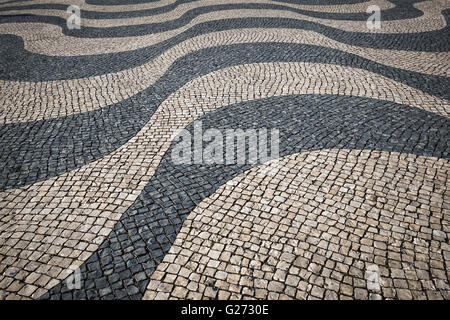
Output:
left=0, top=0, right=449, bottom=300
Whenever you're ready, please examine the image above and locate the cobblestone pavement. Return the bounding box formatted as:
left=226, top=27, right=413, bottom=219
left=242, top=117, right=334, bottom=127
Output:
left=0, top=0, right=449, bottom=300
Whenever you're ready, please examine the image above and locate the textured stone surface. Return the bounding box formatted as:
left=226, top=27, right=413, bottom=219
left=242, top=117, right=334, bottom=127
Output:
left=142, top=150, right=449, bottom=300
left=0, top=0, right=449, bottom=300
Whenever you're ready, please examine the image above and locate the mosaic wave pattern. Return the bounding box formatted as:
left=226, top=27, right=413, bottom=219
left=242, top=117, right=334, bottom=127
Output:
left=0, top=0, right=449, bottom=300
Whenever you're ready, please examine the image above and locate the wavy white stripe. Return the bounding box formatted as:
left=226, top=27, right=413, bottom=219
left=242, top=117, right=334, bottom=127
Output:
left=0, top=61, right=448, bottom=298
left=142, top=149, right=449, bottom=300
left=0, top=0, right=448, bottom=57
left=0, top=0, right=173, bottom=11
left=0, top=0, right=392, bottom=14
left=1, top=28, right=448, bottom=124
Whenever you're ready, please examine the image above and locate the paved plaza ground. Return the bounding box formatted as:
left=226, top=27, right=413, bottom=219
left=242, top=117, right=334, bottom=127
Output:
left=0, top=0, right=449, bottom=300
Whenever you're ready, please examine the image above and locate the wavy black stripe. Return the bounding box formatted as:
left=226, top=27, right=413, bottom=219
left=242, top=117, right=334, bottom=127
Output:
left=0, top=0, right=422, bottom=21
left=40, top=93, right=449, bottom=300
left=85, top=0, right=370, bottom=6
